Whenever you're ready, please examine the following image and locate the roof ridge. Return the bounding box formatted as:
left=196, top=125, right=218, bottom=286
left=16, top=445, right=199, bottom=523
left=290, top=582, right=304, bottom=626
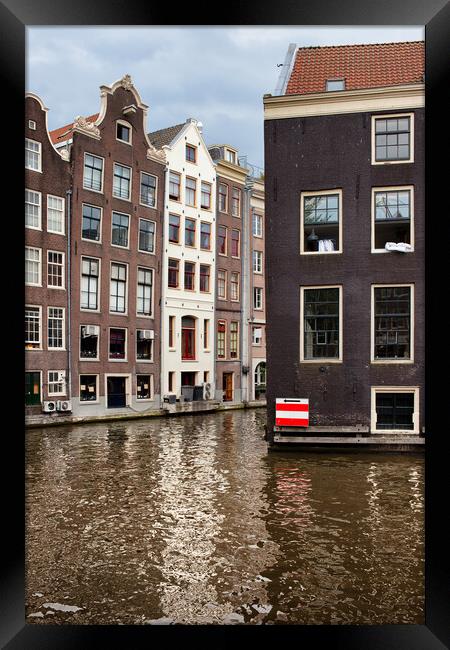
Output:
left=296, top=40, right=424, bottom=51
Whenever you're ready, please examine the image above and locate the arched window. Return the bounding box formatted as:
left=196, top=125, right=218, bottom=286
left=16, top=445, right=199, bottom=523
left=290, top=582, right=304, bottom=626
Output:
left=254, top=362, right=266, bottom=400
left=181, top=316, right=196, bottom=360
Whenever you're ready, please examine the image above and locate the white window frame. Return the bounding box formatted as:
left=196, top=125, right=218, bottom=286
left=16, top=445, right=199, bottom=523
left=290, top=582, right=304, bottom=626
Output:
left=253, top=250, right=263, bottom=274
left=25, top=246, right=42, bottom=286
left=47, top=250, right=65, bottom=290
left=138, top=218, right=156, bottom=255
left=81, top=203, right=103, bottom=244
left=25, top=188, right=42, bottom=231
left=230, top=271, right=240, bottom=302
left=104, top=373, right=131, bottom=407
left=48, top=370, right=66, bottom=397
left=371, top=283, right=414, bottom=365
left=79, top=374, right=100, bottom=405
left=253, top=212, right=263, bottom=238
left=136, top=267, right=154, bottom=318
left=25, top=305, right=42, bottom=350
left=28, top=120, right=36, bottom=130
left=113, top=162, right=132, bottom=202
left=46, top=194, right=65, bottom=235
left=371, top=112, right=415, bottom=165
left=111, top=210, right=130, bottom=250
left=139, top=172, right=158, bottom=209
left=109, top=261, right=128, bottom=316
left=136, top=329, right=154, bottom=363
left=80, top=256, right=101, bottom=313
left=116, top=119, right=132, bottom=145
left=300, top=285, right=343, bottom=363
left=252, top=326, right=263, bottom=346
left=79, top=325, right=100, bottom=362
left=83, top=152, right=104, bottom=194
left=217, top=269, right=227, bottom=300
left=136, top=374, right=154, bottom=401
left=108, top=327, right=128, bottom=362
left=253, top=287, right=263, bottom=311
left=25, top=138, right=42, bottom=173
left=300, top=189, right=343, bottom=255
left=371, top=185, right=414, bottom=253
left=47, top=306, right=65, bottom=350
left=370, top=386, right=420, bottom=434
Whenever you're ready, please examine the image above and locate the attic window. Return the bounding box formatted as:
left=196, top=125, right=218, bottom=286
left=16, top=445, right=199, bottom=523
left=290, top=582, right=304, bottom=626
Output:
left=28, top=120, right=36, bottom=130
left=116, top=121, right=131, bottom=144
left=326, top=79, right=345, bottom=92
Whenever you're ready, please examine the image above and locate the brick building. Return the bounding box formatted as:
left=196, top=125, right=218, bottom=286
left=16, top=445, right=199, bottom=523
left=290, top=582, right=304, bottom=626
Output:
left=264, top=42, right=425, bottom=447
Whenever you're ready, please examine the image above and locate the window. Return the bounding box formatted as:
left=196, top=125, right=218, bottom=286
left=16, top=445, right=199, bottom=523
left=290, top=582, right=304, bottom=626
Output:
left=47, top=251, right=64, bottom=288
left=138, top=219, right=156, bottom=253
left=217, top=270, right=227, bottom=300
left=137, top=374, right=152, bottom=400
left=184, top=261, right=195, bottom=290
left=372, top=285, right=412, bottom=362
left=326, top=79, right=345, bottom=91
left=201, top=182, right=211, bottom=209
left=48, top=371, right=66, bottom=396
left=301, top=190, right=342, bottom=253
left=80, top=375, right=98, bottom=402
left=136, top=330, right=153, bottom=361
left=116, top=121, right=131, bottom=143
left=217, top=321, right=226, bottom=359
left=83, top=153, right=103, bottom=192
left=169, top=315, right=175, bottom=348
left=181, top=316, right=196, bottom=360
left=200, top=264, right=210, bottom=292
left=186, top=144, right=196, bottom=162
left=111, top=211, right=129, bottom=248
left=25, top=306, right=41, bottom=349
left=169, top=171, right=181, bottom=200
left=113, top=163, right=131, bottom=200
left=168, top=258, right=179, bottom=288
left=81, top=257, right=99, bottom=310
left=231, top=188, right=241, bottom=217
left=168, top=371, right=175, bottom=392
left=25, top=189, right=41, bottom=230
left=203, top=319, right=209, bottom=349
left=373, top=114, right=413, bottom=163
left=47, top=195, right=65, bottom=234
left=140, top=172, right=157, bottom=208
left=82, top=204, right=102, bottom=242
left=109, top=328, right=126, bottom=360
left=25, top=247, right=41, bottom=286
left=28, top=120, right=36, bottom=130
left=169, top=214, right=180, bottom=243
left=200, top=222, right=211, bottom=250
left=110, top=263, right=127, bottom=313
left=301, top=286, right=341, bottom=361
left=252, top=326, right=262, bottom=345
left=253, top=213, right=263, bottom=237
left=218, top=226, right=227, bottom=255
left=186, top=177, right=196, bottom=207
left=253, top=287, right=263, bottom=310
left=137, top=268, right=153, bottom=316
left=80, top=325, right=99, bottom=360
left=48, top=307, right=65, bottom=349
left=25, top=138, right=41, bottom=171
left=372, top=387, right=419, bottom=433
left=372, top=187, right=413, bottom=252
left=231, top=229, right=240, bottom=258
left=253, top=250, right=263, bottom=274
left=185, top=218, right=196, bottom=247
left=230, top=272, right=239, bottom=301
left=230, top=322, right=239, bottom=359
left=219, top=183, right=228, bottom=212
left=225, top=149, right=236, bottom=164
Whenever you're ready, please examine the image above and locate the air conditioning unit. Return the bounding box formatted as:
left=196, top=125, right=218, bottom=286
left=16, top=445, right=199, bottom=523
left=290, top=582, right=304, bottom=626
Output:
left=83, top=325, right=99, bottom=337
left=56, top=400, right=72, bottom=412
left=203, top=382, right=212, bottom=400
left=43, top=401, right=57, bottom=413
left=139, top=330, right=154, bottom=340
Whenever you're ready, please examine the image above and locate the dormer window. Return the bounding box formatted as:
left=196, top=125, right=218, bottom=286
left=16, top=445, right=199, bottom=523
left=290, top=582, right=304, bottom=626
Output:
left=225, top=149, right=236, bottom=164
left=326, top=79, right=345, bottom=92
left=116, top=120, right=131, bottom=144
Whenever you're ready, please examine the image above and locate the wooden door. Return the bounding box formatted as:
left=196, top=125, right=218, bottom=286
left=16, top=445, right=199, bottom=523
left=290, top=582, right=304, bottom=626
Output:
left=223, top=373, right=233, bottom=401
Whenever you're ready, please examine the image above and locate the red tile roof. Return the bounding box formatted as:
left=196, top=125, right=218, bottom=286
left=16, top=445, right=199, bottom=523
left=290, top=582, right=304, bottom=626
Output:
left=49, top=113, right=99, bottom=144
left=285, top=41, right=424, bottom=95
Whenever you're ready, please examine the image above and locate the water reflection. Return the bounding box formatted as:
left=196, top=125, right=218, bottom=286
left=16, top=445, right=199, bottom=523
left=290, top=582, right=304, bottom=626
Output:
left=25, top=410, right=424, bottom=625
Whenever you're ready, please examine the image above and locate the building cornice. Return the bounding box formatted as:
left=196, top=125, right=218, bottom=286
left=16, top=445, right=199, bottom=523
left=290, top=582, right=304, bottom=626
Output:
left=263, top=83, right=424, bottom=120
left=216, top=159, right=249, bottom=185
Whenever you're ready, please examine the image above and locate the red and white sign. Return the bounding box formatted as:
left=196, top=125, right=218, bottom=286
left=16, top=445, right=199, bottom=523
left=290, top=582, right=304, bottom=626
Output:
left=275, top=398, right=309, bottom=427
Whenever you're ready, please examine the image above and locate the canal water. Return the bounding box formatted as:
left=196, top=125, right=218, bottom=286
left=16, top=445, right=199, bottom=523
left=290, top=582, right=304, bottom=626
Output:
left=25, top=408, right=424, bottom=625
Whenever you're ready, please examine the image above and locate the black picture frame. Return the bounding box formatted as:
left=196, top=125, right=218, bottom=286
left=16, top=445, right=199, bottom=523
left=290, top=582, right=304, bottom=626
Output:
left=2, top=0, right=449, bottom=647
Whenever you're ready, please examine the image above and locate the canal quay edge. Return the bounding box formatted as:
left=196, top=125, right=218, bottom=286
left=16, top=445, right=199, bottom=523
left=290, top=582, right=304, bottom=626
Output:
left=25, top=42, right=425, bottom=453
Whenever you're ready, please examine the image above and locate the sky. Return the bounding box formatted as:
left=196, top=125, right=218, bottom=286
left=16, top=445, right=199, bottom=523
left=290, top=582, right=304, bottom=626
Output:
left=26, top=26, right=424, bottom=169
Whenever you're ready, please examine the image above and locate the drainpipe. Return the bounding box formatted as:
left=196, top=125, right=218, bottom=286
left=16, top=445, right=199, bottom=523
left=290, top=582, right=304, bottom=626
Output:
left=159, top=163, right=169, bottom=406
left=66, top=188, right=72, bottom=401
left=242, top=176, right=254, bottom=404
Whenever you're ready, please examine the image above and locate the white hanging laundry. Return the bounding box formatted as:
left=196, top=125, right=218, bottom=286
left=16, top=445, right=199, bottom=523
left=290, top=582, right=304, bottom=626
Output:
left=318, top=239, right=335, bottom=252
left=385, top=242, right=413, bottom=253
